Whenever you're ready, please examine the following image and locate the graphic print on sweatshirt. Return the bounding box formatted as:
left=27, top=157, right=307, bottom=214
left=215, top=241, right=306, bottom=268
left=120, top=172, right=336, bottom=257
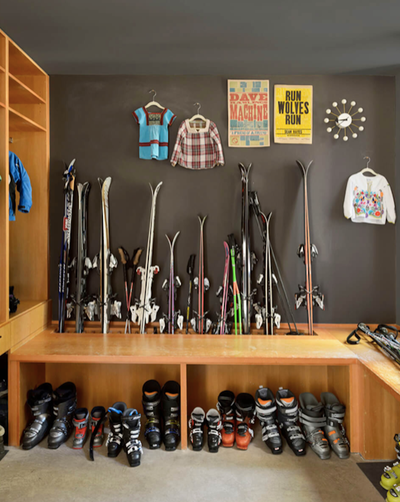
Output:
left=353, top=181, right=384, bottom=220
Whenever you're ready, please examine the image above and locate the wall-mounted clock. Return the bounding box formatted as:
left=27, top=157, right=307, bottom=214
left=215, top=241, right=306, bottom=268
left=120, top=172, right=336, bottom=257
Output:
left=324, top=100, right=366, bottom=141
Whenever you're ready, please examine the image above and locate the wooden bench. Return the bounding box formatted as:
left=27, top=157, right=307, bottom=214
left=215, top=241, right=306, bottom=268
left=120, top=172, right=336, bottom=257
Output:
left=8, top=324, right=400, bottom=458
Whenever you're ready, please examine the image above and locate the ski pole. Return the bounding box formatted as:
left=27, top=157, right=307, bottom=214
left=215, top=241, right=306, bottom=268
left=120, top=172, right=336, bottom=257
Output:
left=186, top=254, right=196, bottom=333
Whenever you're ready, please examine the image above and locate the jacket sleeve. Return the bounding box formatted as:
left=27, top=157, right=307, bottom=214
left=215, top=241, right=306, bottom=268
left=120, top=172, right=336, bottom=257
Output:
left=170, top=122, right=185, bottom=167
left=343, top=176, right=354, bottom=220
left=16, top=157, right=32, bottom=213
left=383, top=181, right=396, bottom=224
left=210, top=123, right=225, bottom=166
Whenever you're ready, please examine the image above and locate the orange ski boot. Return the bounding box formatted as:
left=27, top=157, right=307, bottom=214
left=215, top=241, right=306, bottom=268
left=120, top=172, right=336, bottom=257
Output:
left=216, top=390, right=235, bottom=447
left=235, top=393, right=256, bottom=450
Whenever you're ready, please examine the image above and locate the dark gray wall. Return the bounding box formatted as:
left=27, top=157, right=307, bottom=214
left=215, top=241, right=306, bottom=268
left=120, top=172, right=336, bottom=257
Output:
left=50, top=75, right=396, bottom=325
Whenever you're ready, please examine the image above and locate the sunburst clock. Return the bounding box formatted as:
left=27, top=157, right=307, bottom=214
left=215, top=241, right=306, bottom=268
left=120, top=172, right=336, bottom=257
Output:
left=324, top=99, right=366, bottom=141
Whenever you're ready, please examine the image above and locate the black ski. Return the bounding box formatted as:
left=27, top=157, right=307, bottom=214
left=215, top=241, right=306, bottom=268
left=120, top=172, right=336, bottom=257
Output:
left=58, top=159, right=76, bottom=333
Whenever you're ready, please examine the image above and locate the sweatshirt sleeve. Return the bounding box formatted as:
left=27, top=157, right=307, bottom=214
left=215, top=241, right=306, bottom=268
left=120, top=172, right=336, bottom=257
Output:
left=16, top=157, right=32, bottom=214
left=210, top=122, right=225, bottom=166
left=343, top=176, right=354, bottom=220
left=383, top=181, right=396, bottom=224
left=170, top=122, right=185, bottom=167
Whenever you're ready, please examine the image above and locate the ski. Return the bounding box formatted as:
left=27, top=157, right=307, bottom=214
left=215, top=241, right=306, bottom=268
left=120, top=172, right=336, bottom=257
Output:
left=75, top=181, right=91, bottom=333
left=118, top=247, right=143, bottom=333
left=131, top=182, right=162, bottom=334
left=96, top=177, right=119, bottom=334
left=295, top=160, right=324, bottom=335
left=215, top=242, right=230, bottom=334
left=185, top=254, right=196, bottom=333
left=265, top=212, right=274, bottom=335
left=250, top=191, right=298, bottom=335
left=160, top=232, right=183, bottom=334
left=228, top=234, right=242, bottom=335
left=58, top=159, right=76, bottom=333
left=238, top=163, right=252, bottom=334
left=191, top=216, right=211, bottom=334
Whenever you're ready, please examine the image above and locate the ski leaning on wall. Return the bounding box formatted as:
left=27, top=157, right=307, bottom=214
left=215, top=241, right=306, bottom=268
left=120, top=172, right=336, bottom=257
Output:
left=118, top=246, right=143, bottom=333
left=58, top=159, right=76, bottom=333
left=131, top=182, right=163, bottom=334
left=295, top=160, right=324, bottom=335
left=94, top=177, right=120, bottom=334
left=160, top=232, right=183, bottom=334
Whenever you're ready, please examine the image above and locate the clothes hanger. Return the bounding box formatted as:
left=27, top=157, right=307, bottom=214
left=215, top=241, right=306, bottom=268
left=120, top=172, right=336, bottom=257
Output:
left=360, top=156, right=378, bottom=176
left=189, top=103, right=207, bottom=123
left=144, top=89, right=164, bottom=110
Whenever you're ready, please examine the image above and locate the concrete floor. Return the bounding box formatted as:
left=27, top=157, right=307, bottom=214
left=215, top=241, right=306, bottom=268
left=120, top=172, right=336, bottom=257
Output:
left=1, top=427, right=383, bottom=502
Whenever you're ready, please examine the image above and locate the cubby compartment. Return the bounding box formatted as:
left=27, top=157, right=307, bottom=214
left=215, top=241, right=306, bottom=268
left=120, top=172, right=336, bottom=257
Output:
left=8, top=40, right=46, bottom=101
left=0, top=106, right=7, bottom=325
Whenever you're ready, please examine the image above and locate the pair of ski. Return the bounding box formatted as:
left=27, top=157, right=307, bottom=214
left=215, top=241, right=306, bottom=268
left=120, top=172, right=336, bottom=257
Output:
left=160, top=232, right=183, bottom=334
left=58, top=161, right=120, bottom=334
left=250, top=191, right=298, bottom=335
left=295, top=161, right=324, bottom=335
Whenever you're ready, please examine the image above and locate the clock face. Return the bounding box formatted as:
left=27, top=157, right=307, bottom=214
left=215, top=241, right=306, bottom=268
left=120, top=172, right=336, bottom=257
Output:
left=336, top=113, right=352, bottom=129
left=324, top=99, right=366, bottom=141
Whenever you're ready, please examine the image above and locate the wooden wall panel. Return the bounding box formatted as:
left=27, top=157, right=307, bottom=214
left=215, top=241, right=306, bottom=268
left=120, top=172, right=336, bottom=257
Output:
left=45, top=363, right=181, bottom=412
left=364, top=367, right=400, bottom=460
left=187, top=364, right=329, bottom=416
left=327, top=366, right=352, bottom=448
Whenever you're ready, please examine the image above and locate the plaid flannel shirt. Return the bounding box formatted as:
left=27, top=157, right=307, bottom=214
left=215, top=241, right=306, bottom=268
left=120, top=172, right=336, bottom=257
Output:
left=170, top=119, right=224, bottom=170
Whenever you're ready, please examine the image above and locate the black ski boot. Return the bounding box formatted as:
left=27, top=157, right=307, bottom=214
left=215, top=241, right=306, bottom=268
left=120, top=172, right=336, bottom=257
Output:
left=162, top=380, right=180, bottom=451
left=235, top=392, right=256, bottom=450
left=276, top=387, right=306, bottom=456
left=122, top=409, right=142, bottom=467
left=299, top=392, right=330, bottom=460
left=90, top=406, right=107, bottom=448
left=189, top=407, right=205, bottom=451
left=255, top=386, right=282, bottom=454
left=48, top=382, right=77, bottom=449
left=142, top=380, right=162, bottom=449
left=206, top=408, right=222, bottom=453
left=107, top=402, right=127, bottom=457
left=22, top=383, right=53, bottom=450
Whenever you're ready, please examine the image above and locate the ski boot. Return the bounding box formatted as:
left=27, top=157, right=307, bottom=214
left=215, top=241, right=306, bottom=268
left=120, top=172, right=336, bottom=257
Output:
left=255, top=386, right=282, bottom=454
left=299, top=392, right=330, bottom=460
left=48, top=382, right=77, bottom=449
left=90, top=406, right=106, bottom=447
left=395, top=434, right=400, bottom=461
left=107, top=402, right=127, bottom=457
left=276, top=387, right=306, bottom=456
left=321, top=392, right=350, bottom=459
left=22, top=383, right=53, bottom=450
left=189, top=407, right=205, bottom=451
left=162, top=381, right=180, bottom=451
left=142, top=380, right=162, bottom=449
left=122, top=409, right=142, bottom=467
left=235, top=393, right=256, bottom=450
left=72, top=408, right=89, bottom=449
left=206, top=409, right=222, bottom=453
left=381, top=464, right=400, bottom=491
left=388, top=485, right=400, bottom=502
left=216, top=390, right=235, bottom=447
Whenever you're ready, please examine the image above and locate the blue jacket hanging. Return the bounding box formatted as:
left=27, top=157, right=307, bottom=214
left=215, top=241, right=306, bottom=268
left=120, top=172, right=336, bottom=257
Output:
left=9, top=151, right=32, bottom=221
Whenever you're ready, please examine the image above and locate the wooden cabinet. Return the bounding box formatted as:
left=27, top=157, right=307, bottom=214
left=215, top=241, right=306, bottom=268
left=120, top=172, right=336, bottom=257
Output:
left=0, top=30, right=51, bottom=354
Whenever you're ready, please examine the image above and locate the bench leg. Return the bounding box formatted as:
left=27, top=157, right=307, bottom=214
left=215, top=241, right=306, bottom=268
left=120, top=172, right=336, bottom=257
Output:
left=180, top=363, right=187, bottom=450
left=8, top=359, right=20, bottom=446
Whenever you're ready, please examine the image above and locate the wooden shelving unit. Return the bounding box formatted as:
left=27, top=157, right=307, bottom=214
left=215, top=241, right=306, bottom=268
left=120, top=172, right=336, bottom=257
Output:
left=0, top=29, right=51, bottom=352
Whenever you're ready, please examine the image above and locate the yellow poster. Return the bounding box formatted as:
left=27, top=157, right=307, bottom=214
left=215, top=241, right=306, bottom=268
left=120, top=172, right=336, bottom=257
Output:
left=274, top=85, right=313, bottom=144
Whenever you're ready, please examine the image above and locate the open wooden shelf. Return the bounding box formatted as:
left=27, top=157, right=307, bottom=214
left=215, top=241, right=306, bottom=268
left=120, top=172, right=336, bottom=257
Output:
left=9, top=74, right=46, bottom=105
left=9, top=106, right=46, bottom=132
left=8, top=40, right=45, bottom=77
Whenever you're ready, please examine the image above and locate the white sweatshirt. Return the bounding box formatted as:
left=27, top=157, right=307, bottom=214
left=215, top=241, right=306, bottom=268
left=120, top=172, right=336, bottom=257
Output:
left=343, top=172, right=396, bottom=225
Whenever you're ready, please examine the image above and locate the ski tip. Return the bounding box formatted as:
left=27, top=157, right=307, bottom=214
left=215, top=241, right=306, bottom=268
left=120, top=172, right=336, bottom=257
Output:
left=69, top=159, right=76, bottom=168
left=198, top=215, right=207, bottom=225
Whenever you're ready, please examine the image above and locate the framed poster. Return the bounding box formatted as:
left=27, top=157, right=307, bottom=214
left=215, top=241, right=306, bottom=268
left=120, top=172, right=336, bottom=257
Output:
left=228, top=80, right=270, bottom=148
left=274, top=85, right=313, bottom=144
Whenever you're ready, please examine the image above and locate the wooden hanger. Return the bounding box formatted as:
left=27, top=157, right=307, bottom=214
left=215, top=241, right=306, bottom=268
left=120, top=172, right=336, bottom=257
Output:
left=145, top=89, right=164, bottom=110
left=189, top=103, right=207, bottom=122
left=360, top=156, right=378, bottom=176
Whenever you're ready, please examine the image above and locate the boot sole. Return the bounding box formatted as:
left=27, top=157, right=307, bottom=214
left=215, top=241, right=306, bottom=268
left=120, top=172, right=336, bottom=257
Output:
left=192, top=446, right=203, bottom=452
left=108, top=452, right=121, bottom=458
left=237, top=445, right=249, bottom=450
left=222, top=444, right=234, bottom=448
left=149, top=444, right=161, bottom=449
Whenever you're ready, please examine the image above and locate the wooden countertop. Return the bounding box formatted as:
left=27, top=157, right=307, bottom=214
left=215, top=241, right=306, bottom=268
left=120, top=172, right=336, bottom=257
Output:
left=9, top=327, right=358, bottom=365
